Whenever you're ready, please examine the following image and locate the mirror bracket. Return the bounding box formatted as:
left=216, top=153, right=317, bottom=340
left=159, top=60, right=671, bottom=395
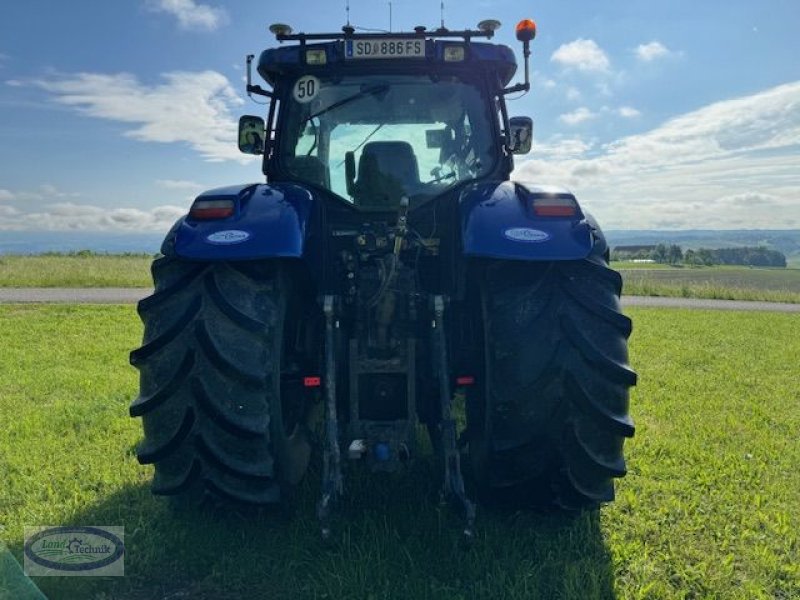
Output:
left=246, top=55, right=273, bottom=100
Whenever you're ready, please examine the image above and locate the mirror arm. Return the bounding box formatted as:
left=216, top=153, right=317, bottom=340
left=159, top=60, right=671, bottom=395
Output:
left=501, top=40, right=531, bottom=96
left=246, top=55, right=273, bottom=99
left=247, top=85, right=273, bottom=98
left=502, top=83, right=529, bottom=95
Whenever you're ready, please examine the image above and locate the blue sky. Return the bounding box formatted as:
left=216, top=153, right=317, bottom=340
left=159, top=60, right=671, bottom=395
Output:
left=0, top=0, right=798, bottom=232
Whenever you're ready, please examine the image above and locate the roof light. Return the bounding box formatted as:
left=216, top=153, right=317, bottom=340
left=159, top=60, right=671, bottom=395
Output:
left=515, top=19, right=537, bottom=42
left=189, top=199, right=235, bottom=220
left=477, top=19, right=501, bottom=35
left=443, top=45, right=465, bottom=62
left=269, top=23, right=293, bottom=37
left=532, top=196, right=578, bottom=217
left=305, top=48, right=327, bottom=65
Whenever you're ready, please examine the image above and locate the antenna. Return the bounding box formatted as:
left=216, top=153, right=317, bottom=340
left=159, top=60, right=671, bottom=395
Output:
left=389, top=1, right=392, bottom=32
left=440, top=1, right=445, bottom=29
left=346, top=0, right=351, bottom=26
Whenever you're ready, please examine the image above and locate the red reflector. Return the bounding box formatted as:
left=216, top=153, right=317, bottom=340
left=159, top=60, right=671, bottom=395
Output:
left=303, top=376, right=321, bottom=387
left=532, top=196, right=578, bottom=217
left=534, top=205, right=577, bottom=217
left=456, top=376, right=475, bottom=386
left=189, top=199, right=235, bottom=220
left=190, top=207, right=235, bottom=219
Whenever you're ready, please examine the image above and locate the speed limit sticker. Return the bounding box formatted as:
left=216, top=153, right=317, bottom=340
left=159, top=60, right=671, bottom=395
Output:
left=293, top=75, right=320, bottom=103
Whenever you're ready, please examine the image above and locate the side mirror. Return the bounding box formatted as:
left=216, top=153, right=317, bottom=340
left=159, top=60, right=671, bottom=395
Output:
left=238, top=115, right=265, bottom=155
left=509, top=116, right=533, bottom=154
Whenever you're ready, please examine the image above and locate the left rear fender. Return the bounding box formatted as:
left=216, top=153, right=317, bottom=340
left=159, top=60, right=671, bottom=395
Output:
left=172, top=183, right=314, bottom=260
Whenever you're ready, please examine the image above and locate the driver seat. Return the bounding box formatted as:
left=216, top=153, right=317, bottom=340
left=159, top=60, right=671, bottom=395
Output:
left=354, top=141, right=420, bottom=207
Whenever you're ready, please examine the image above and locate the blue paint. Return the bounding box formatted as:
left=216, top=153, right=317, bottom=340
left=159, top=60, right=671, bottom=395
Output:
left=374, top=442, right=391, bottom=462
left=459, top=181, right=593, bottom=261
left=173, top=183, right=314, bottom=260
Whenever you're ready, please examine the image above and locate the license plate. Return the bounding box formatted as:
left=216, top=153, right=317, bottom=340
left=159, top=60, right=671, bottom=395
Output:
left=345, top=39, right=426, bottom=59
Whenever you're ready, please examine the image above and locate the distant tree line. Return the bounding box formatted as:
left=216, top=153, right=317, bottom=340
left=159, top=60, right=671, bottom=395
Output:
left=613, top=244, right=786, bottom=267
left=683, top=246, right=786, bottom=267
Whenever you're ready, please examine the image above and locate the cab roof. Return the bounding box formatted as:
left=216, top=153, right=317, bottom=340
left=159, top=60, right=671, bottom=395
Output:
left=257, top=31, right=517, bottom=89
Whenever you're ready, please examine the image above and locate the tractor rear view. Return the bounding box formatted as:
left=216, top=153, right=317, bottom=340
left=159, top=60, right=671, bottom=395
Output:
left=130, top=16, right=635, bottom=539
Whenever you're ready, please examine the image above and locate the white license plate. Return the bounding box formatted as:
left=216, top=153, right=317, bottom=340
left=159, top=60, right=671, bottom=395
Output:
left=345, top=39, right=426, bottom=59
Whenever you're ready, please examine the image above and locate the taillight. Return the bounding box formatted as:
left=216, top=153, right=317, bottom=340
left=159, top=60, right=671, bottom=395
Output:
left=303, top=376, right=321, bottom=388
left=189, top=199, right=235, bottom=220
left=532, top=196, right=578, bottom=217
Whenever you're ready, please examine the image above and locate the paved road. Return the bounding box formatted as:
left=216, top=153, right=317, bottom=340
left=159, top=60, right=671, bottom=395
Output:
left=621, top=296, right=800, bottom=312
left=1, top=288, right=799, bottom=312
left=0, top=288, right=153, bottom=304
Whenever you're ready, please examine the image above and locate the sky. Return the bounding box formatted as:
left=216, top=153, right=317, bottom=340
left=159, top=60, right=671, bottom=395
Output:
left=0, top=0, right=798, bottom=233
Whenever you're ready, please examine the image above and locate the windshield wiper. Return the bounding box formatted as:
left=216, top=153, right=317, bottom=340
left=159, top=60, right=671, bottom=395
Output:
left=304, top=84, right=389, bottom=123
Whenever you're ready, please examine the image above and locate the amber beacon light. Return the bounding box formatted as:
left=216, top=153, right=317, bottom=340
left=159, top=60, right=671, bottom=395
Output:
left=515, top=19, right=537, bottom=42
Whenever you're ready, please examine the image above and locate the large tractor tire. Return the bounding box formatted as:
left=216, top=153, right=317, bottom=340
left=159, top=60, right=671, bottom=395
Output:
left=130, top=256, right=315, bottom=505
left=466, top=242, right=636, bottom=509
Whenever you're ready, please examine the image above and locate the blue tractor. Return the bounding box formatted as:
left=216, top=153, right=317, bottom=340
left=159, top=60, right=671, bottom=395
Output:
left=130, top=18, right=635, bottom=538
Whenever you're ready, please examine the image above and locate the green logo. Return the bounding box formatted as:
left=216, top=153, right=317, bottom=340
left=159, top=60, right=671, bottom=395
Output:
left=24, top=526, right=124, bottom=576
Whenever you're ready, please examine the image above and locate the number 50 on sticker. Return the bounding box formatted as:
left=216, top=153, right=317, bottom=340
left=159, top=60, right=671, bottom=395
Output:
left=293, top=75, right=320, bottom=103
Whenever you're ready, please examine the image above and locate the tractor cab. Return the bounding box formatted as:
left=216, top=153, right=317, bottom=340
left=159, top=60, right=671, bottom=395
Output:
left=239, top=21, right=535, bottom=210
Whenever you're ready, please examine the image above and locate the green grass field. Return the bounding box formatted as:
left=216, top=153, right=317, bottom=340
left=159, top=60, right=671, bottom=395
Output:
left=615, top=264, right=800, bottom=303
left=3, top=255, right=800, bottom=304
left=0, top=255, right=152, bottom=288
left=0, top=305, right=798, bottom=599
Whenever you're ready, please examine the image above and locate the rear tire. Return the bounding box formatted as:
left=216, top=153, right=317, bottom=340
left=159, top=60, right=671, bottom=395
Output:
left=130, top=257, right=314, bottom=506
left=466, top=251, right=636, bottom=509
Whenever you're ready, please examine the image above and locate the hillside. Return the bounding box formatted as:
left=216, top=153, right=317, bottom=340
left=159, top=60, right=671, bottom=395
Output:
left=605, top=230, right=800, bottom=260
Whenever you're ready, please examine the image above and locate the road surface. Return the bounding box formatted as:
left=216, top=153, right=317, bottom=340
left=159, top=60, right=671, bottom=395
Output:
left=1, top=288, right=799, bottom=312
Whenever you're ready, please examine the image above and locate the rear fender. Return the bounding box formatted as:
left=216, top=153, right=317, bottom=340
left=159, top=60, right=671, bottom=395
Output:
left=459, top=182, right=594, bottom=261
left=171, top=183, right=314, bottom=260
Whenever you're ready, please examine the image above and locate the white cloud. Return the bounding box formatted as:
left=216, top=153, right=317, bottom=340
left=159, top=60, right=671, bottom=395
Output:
left=515, top=81, right=800, bottom=229
left=0, top=185, right=79, bottom=203
left=533, top=136, right=594, bottom=160
left=0, top=202, right=186, bottom=231
left=551, top=39, right=610, bottom=73
left=33, top=71, right=248, bottom=162
left=40, top=184, right=80, bottom=197
left=156, top=179, right=205, bottom=191
left=146, top=0, right=228, bottom=32
left=565, top=87, right=581, bottom=102
left=540, top=78, right=557, bottom=90
left=721, top=192, right=781, bottom=208
left=618, top=106, right=641, bottom=118
left=595, top=81, right=613, bottom=97
left=635, top=41, right=671, bottom=62
left=559, top=107, right=597, bottom=126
